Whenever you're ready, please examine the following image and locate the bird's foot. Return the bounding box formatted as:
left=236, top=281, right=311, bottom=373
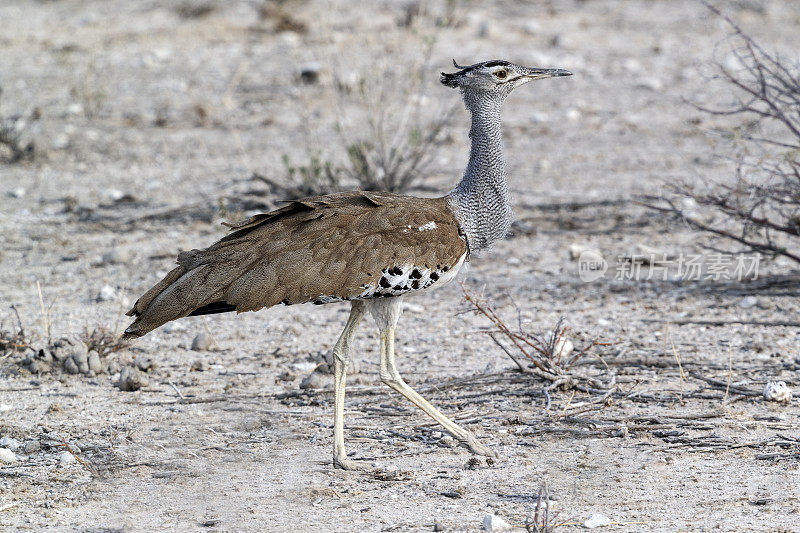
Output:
left=462, top=436, right=498, bottom=459
left=333, top=455, right=374, bottom=472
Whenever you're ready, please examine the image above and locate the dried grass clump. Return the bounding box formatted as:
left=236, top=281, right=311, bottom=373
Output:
left=462, top=285, right=615, bottom=396
left=81, top=324, right=130, bottom=358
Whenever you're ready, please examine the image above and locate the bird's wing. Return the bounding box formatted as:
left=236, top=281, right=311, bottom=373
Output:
left=124, top=191, right=466, bottom=337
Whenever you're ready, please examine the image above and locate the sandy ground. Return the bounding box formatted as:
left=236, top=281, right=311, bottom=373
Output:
left=2, top=0, right=800, bottom=531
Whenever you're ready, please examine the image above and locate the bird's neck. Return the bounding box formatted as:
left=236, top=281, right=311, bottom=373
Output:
left=448, top=92, right=512, bottom=252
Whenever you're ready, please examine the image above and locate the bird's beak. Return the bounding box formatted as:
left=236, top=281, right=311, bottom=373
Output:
left=521, top=67, right=573, bottom=81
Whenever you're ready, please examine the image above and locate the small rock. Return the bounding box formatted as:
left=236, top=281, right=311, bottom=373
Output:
left=22, top=440, right=41, bottom=454
left=96, top=285, right=117, bottom=301
left=583, top=513, right=611, bottom=529
left=107, top=360, right=121, bottom=375
left=433, top=521, right=445, bottom=532
left=117, top=366, right=149, bottom=391
left=58, top=451, right=76, bottom=465
left=63, top=357, right=80, bottom=374
left=482, top=513, right=511, bottom=531
left=191, top=333, right=213, bottom=351
left=162, top=321, right=186, bottom=333
left=191, top=359, right=208, bottom=372
left=291, top=361, right=318, bottom=373
left=49, top=339, right=73, bottom=361
left=298, top=61, right=321, bottom=84
left=134, top=355, right=155, bottom=372
left=738, top=296, right=758, bottom=309
left=0, top=437, right=20, bottom=451
left=636, top=76, right=663, bottom=91
left=72, top=349, right=89, bottom=374
left=439, top=435, right=456, bottom=447
left=299, top=372, right=325, bottom=390
left=0, top=448, right=18, bottom=463
left=88, top=351, right=102, bottom=373
left=566, top=108, right=581, bottom=121
left=29, top=359, right=50, bottom=374
left=763, top=381, right=792, bottom=403
left=551, top=335, right=574, bottom=359
left=10, top=187, right=26, bottom=198
left=101, top=249, right=133, bottom=264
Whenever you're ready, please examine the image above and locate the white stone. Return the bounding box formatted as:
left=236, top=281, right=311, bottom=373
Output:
left=0, top=448, right=18, bottom=463
left=292, top=361, right=318, bottom=373
left=738, top=296, right=757, bottom=309
left=482, top=514, right=511, bottom=531
left=97, top=285, right=116, bottom=301
left=10, top=187, right=26, bottom=198
left=763, top=381, right=792, bottom=403
left=583, top=513, right=611, bottom=528
left=58, top=451, right=77, bottom=465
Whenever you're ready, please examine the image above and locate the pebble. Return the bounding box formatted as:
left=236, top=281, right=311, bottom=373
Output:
left=299, top=372, right=325, bottom=390
left=583, top=513, right=611, bottom=528
left=763, top=381, right=792, bottom=403
left=10, top=187, right=26, bottom=198
left=23, top=440, right=41, bottom=454
left=49, top=339, right=72, bottom=361
left=292, top=361, right=318, bottom=373
left=117, top=366, right=149, bottom=391
left=101, top=249, right=133, bottom=264
left=134, top=355, right=155, bottom=372
left=298, top=61, right=321, bottom=84
left=0, top=436, right=20, bottom=451
left=0, top=448, right=18, bottom=463
left=439, top=435, right=456, bottom=447
left=191, top=359, right=209, bottom=371
left=482, top=514, right=511, bottom=531
left=96, top=285, right=117, bottom=301
left=566, top=108, right=581, bottom=121
left=738, top=296, right=758, bottom=309
left=73, top=349, right=89, bottom=374
left=88, top=351, right=102, bottom=373
left=636, top=76, right=663, bottom=91
left=58, top=451, right=76, bottom=465
left=191, top=333, right=213, bottom=351
left=64, top=357, right=80, bottom=374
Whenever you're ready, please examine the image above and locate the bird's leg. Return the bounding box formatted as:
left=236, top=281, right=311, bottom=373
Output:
left=378, top=327, right=496, bottom=458
left=332, top=301, right=367, bottom=470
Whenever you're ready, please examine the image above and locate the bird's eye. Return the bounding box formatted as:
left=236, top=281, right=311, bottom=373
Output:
left=495, top=70, right=507, bottom=79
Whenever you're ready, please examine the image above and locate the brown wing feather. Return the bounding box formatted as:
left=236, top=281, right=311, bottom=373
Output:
left=124, top=192, right=465, bottom=337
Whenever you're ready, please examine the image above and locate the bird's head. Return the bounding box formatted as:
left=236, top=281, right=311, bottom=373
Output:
left=440, top=59, right=571, bottom=98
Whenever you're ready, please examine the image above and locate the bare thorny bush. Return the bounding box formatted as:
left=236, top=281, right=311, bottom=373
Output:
left=255, top=41, right=454, bottom=198
left=649, top=4, right=800, bottom=263
left=462, top=285, right=616, bottom=403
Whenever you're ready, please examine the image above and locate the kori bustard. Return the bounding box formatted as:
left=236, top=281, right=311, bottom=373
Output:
left=124, top=60, right=571, bottom=470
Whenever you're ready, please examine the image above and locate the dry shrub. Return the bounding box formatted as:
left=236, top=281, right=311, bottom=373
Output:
left=254, top=42, right=454, bottom=199
left=648, top=3, right=800, bottom=263
left=462, top=286, right=615, bottom=395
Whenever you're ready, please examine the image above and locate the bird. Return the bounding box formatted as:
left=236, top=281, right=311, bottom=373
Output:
left=123, top=59, right=572, bottom=470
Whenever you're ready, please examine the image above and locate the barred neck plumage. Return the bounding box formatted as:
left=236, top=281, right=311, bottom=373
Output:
left=447, top=90, right=512, bottom=252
